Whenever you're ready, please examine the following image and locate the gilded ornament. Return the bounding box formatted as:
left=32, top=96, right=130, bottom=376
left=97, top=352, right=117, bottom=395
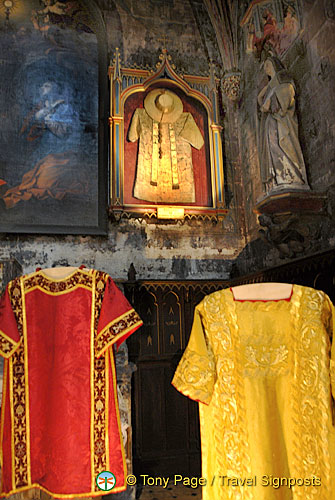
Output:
left=222, top=71, right=241, bottom=101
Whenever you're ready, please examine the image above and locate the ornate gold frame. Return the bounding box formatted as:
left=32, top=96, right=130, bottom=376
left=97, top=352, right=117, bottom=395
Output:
left=108, top=49, right=227, bottom=223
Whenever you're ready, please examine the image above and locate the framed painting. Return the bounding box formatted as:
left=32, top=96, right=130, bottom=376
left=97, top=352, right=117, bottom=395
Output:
left=109, top=49, right=227, bottom=223
left=0, top=0, right=108, bottom=234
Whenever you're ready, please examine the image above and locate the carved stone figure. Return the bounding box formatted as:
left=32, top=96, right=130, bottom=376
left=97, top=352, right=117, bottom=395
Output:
left=258, top=214, right=306, bottom=258
left=128, top=88, right=204, bottom=203
left=257, top=56, right=310, bottom=193
left=257, top=213, right=322, bottom=259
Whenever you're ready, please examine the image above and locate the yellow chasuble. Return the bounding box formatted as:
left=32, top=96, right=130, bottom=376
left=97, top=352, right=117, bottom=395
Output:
left=172, top=285, right=335, bottom=500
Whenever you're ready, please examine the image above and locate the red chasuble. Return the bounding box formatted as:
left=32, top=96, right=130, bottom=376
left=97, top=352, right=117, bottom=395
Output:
left=0, top=268, right=142, bottom=498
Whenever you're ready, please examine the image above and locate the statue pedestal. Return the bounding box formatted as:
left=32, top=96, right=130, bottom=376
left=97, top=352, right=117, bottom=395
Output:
left=254, top=190, right=327, bottom=216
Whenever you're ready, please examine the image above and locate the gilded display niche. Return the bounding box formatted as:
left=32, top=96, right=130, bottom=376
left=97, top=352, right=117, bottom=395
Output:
left=109, top=49, right=227, bottom=223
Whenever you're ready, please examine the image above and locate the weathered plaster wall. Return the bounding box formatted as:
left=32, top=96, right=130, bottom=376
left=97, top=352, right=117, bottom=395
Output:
left=235, top=0, right=335, bottom=274
left=102, top=0, right=221, bottom=74
left=299, top=0, right=335, bottom=189
left=1, top=0, right=245, bottom=281
left=0, top=220, right=242, bottom=280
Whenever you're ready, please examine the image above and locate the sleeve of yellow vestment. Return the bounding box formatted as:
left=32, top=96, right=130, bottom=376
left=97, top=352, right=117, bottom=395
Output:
left=172, top=303, right=216, bottom=405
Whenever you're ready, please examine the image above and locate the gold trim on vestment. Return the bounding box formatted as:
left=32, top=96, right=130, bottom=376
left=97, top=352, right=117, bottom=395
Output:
left=105, top=350, right=110, bottom=472
left=218, top=291, right=252, bottom=498
left=25, top=284, right=93, bottom=296
left=152, top=122, right=159, bottom=186
left=0, top=482, right=126, bottom=498
left=8, top=277, right=29, bottom=491
left=9, top=356, right=14, bottom=491
left=0, top=329, right=21, bottom=358
left=95, top=310, right=142, bottom=358
left=23, top=270, right=93, bottom=295
left=0, top=358, right=8, bottom=475
left=92, top=346, right=107, bottom=486
left=110, top=348, right=127, bottom=484
left=21, top=277, right=31, bottom=485
left=290, top=287, right=331, bottom=498
left=169, top=123, right=179, bottom=188
left=0, top=360, right=7, bottom=495
left=330, top=360, right=335, bottom=399
left=90, top=275, right=96, bottom=491
left=92, top=270, right=108, bottom=490
left=95, top=310, right=135, bottom=342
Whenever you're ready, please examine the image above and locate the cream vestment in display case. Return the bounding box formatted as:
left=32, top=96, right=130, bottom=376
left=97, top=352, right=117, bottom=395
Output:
left=128, top=88, right=204, bottom=203
left=173, top=283, right=335, bottom=500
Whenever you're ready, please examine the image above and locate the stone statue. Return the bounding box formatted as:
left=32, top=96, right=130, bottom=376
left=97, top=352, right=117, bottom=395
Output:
left=257, top=56, right=310, bottom=193
left=128, top=88, right=204, bottom=203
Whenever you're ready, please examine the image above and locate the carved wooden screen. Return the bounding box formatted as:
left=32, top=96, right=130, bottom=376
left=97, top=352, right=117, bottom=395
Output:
left=124, top=280, right=226, bottom=478
left=124, top=250, right=335, bottom=479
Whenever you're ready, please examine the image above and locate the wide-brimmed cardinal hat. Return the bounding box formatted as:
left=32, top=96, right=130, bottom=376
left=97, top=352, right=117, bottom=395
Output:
left=144, top=88, right=183, bottom=123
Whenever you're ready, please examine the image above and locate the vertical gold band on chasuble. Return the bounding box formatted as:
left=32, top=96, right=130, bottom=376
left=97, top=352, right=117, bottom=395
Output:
left=0, top=358, right=8, bottom=476
left=92, top=271, right=108, bottom=490
left=8, top=277, right=30, bottom=490
left=109, top=347, right=127, bottom=486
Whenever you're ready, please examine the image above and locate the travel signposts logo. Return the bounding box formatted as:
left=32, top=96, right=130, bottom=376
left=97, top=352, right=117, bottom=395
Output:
left=96, top=471, right=116, bottom=491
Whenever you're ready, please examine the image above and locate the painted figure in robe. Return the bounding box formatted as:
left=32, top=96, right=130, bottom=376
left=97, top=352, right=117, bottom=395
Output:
left=2, top=81, right=88, bottom=209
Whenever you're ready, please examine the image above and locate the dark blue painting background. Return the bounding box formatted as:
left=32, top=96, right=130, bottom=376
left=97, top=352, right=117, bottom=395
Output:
left=0, top=0, right=100, bottom=230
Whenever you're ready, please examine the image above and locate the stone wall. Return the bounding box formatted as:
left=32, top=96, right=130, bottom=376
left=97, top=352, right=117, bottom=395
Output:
left=1, top=0, right=244, bottom=282
left=0, top=219, right=241, bottom=280
left=1, top=1, right=334, bottom=281
left=101, top=0, right=221, bottom=74
left=235, top=0, right=335, bottom=275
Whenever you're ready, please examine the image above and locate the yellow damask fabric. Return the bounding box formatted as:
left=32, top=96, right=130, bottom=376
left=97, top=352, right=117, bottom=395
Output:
left=172, top=285, right=335, bottom=500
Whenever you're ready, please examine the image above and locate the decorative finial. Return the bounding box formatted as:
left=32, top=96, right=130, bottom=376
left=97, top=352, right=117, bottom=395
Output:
left=113, top=48, right=122, bottom=81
